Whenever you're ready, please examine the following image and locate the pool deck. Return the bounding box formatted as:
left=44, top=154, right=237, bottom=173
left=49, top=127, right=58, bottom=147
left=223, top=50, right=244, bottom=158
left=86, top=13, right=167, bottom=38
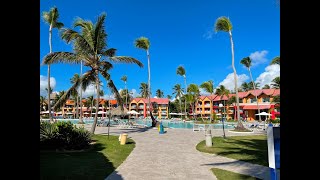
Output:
left=81, top=125, right=279, bottom=180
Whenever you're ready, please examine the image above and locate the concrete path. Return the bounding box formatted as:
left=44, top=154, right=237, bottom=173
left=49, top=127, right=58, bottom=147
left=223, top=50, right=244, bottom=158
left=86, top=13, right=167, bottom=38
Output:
left=87, top=125, right=275, bottom=180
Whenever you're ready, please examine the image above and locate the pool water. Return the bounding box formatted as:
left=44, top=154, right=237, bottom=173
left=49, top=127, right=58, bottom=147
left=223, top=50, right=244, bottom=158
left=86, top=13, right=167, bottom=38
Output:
left=42, top=119, right=237, bottom=129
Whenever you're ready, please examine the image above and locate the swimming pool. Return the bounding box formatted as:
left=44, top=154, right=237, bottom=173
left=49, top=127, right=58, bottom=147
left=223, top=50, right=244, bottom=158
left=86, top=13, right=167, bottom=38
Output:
left=41, top=119, right=237, bottom=129
left=134, top=119, right=236, bottom=129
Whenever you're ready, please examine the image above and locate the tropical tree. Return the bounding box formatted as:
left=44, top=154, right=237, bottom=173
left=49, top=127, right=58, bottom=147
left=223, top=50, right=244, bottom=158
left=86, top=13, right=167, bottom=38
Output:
left=139, top=83, right=149, bottom=98
left=200, top=80, right=214, bottom=121
left=42, top=7, right=64, bottom=122
left=177, top=66, right=187, bottom=119
left=215, top=16, right=243, bottom=128
left=43, top=13, right=143, bottom=133
left=120, top=89, right=132, bottom=106
left=156, top=89, right=164, bottom=98
left=135, top=37, right=152, bottom=116
left=240, top=57, right=261, bottom=122
left=262, top=84, right=271, bottom=89
left=40, top=96, right=47, bottom=113
left=248, top=82, right=260, bottom=90
left=166, top=95, right=172, bottom=100
left=215, top=85, right=230, bottom=138
left=241, top=82, right=250, bottom=92
left=270, top=56, right=280, bottom=65
left=172, top=84, right=184, bottom=118
left=187, top=84, right=200, bottom=120
left=272, top=95, right=280, bottom=103
left=271, top=77, right=280, bottom=89
left=121, top=75, right=128, bottom=108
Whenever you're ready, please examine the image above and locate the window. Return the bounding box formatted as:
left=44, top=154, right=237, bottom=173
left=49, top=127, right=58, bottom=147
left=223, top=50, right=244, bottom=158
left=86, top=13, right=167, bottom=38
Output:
left=263, top=97, right=270, bottom=102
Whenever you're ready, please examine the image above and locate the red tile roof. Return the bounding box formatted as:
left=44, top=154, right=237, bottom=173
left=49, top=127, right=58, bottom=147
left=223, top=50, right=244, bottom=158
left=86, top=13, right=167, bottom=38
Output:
left=272, top=89, right=280, bottom=96
left=131, top=98, right=169, bottom=104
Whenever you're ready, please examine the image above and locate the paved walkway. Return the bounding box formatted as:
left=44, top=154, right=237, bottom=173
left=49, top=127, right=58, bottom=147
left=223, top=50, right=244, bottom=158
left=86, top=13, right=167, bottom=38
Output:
left=85, top=125, right=276, bottom=180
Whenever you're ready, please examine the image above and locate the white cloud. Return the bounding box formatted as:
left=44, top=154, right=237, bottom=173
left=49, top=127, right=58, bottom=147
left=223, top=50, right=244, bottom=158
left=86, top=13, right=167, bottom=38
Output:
left=255, top=64, right=280, bottom=88
left=199, top=88, right=211, bottom=96
left=40, top=75, right=56, bottom=96
left=218, top=73, right=249, bottom=91
left=249, top=50, right=268, bottom=66
left=130, top=89, right=139, bottom=98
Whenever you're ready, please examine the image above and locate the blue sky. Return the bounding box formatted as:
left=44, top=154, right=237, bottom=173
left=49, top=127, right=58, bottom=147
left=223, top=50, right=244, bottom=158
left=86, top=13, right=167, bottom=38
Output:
left=40, top=0, right=280, bottom=99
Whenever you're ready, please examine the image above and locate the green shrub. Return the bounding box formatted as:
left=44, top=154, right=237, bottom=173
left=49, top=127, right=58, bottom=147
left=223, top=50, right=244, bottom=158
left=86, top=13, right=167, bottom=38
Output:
left=271, top=119, right=280, bottom=124
left=40, top=121, right=92, bottom=150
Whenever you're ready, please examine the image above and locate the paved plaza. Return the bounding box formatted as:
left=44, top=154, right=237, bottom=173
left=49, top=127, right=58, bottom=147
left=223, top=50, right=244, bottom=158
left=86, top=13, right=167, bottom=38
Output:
left=82, top=125, right=277, bottom=180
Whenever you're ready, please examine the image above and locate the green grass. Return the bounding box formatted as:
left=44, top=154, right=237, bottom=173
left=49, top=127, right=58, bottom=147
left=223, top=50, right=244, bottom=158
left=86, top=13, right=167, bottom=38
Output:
left=196, top=135, right=268, bottom=166
left=212, top=168, right=262, bottom=180
left=40, top=134, right=135, bottom=180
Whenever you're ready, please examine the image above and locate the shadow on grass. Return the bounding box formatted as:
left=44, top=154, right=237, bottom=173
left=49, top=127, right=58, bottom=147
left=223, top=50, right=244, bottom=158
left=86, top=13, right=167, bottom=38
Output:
left=100, top=126, right=155, bottom=135
left=40, top=142, right=122, bottom=180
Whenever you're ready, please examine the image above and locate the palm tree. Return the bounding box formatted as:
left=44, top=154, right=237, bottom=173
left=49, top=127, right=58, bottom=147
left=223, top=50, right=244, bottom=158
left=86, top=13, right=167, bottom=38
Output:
left=87, top=95, right=94, bottom=117
left=248, top=82, right=260, bottom=90
left=167, top=95, right=172, bottom=100
left=177, top=66, right=187, bottom=119
left=240, top=57, right=261, bottom=122
left=215, top=85, right=230, bottom=138
left=200, top=80, right=214, bottom=121
left=271, top=77, right=280, bottom=89
left=241, top=82, right=250, bottom=92
left=40, top=96, right=47, bottom=114
left=42, top=7, right=64, bottom=122
left=215, top=16, right=243, bottom=128
left=187, top=84, right=200, bottom=120
left=135, top=37, right=152, bottom=115
left=121, top=75, right=128, bottom=108
left=156, top=89, right=164, bottom=98
left=139, top=83, right=149, bottom=98
left=172, top=84, right=184, bottom=118
left=43, top=13, right=143, bottom=133
left=270, top=56, right=280, bottom=65
left=262, top=84, right=271, bottom=89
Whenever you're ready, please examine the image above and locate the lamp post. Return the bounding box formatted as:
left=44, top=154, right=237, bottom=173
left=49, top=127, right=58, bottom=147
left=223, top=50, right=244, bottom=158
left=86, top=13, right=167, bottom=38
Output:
left=219, top=103, right=226, bottom=139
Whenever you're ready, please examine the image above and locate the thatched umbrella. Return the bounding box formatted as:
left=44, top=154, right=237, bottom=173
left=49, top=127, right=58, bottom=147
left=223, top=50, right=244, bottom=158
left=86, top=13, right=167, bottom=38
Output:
left=111, top=106, right=128, bottom=116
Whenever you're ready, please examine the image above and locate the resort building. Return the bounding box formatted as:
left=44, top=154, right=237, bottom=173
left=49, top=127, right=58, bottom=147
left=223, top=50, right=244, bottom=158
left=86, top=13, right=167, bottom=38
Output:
left=195, top=89, right=280, bottom=121
left=129, top=98, right=169, bottom=119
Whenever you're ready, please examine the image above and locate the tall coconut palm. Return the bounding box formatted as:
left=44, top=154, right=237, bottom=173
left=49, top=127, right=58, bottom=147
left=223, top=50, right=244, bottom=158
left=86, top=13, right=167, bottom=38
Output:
left=135, top=37, right=152, bottom=114
left=241, top=82, right=250, bottom=92
left=177, top=66, right=187, bottom=119
left=187, top=84, right=200, bottom=120
left=262, top=84, right=271, bottom=89
left=200, top=80, right=214, bottom=121
left=271, top=77, right=280, bottom=89
left=172, top=84, right=184, bottom=117
left=156, top=89, right=164, bottom=98
left=240, top=57, right=261, bottom=122
left=43, top=13, right=143, bottom=133
left=215, top=16, right=243, bottom=128
left=270, top=56, right=280, bottom=65
left=215, top=85, right=230, bottom=138
left=139, top=83, right=149, bottom=98
left=42, top=7, right=64, bottom=122
left=166, top=95, right=172, bottom=100
left=121, top=75, right=128, bottom=108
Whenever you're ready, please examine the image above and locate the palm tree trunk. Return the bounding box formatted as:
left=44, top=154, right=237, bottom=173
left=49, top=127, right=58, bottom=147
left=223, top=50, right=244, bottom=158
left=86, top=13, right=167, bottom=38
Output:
left=79, top=60, right=83, bottom=123
left=147, top=50, right=151, bottom=117
left=179, top=98, right=182, bottom=119
left=249, top=68, right=261, bottom=122
left=184, top=77, right=187, bottom=119
left=125, top=81, right=127, bottom=108
left=91, top=71, right=100, bottom=134
left=48, top=25, right=53, bottom=123
left=210, top=94, right=213, bottom=122
left=229, top=31, right=244, bottom=129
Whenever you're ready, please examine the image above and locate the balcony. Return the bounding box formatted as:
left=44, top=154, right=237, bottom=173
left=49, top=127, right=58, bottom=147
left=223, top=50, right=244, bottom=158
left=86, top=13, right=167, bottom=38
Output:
left=131, top=105, right=137, bottom=109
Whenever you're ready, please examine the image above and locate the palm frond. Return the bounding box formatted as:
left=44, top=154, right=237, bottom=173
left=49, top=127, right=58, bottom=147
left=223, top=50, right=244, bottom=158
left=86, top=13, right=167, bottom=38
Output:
left=121, top=75, right=127, bottom=82
left=200, top=80, right=214, bottom=94
left=270, top=56, right=280, bottom=65
left=81, top=71, right=96, bottom=91
left=103, top=48, right=117, bottom=57
left=214, top=16, right=232, bottom=32
left=94, top=13, right=107, bottom=53
left=109, top=56, right=143, bottom=68
left=176, top=66, right=186, bottom=76
left=61, top=29, right=95, bottom=54
left=54, top=22, right=64, bottom=29
left=107, top=80, right=123, bottom=110
left=53, top=82, right=79, bottom=111
left=134, top=37, right=150, bottom=50
left=42, top=52, right=79, bottom=65
left=240, top=57, right=251, bottom=68
left=99, top=61, right=113, bottom=72
left=42, top=11, right=51, bottom=24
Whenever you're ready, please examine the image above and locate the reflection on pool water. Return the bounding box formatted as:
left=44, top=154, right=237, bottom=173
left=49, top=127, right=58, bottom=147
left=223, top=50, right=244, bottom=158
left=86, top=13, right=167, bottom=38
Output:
left=41, top=119, right=237, bottom=129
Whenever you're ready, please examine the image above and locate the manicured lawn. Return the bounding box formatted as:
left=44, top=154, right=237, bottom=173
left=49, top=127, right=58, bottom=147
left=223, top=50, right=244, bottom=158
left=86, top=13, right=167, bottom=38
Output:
left=196, top=135, right=268, bottom=166
left=40, top=134, right=135, bottom=180
left=212, top=168, right=262, bottom=180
